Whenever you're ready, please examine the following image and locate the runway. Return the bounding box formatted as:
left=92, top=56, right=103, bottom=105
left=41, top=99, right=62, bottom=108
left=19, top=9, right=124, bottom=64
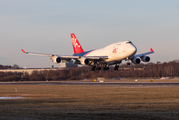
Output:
left=1, top=81, right=179, bottom=86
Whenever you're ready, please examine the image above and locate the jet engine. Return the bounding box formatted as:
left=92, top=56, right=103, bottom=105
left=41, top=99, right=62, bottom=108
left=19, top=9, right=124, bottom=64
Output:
left=52, top=56, right=61, bottom=63
left=132, top=58, right=141, bottom=64
left=141, top=56, right=150, bottom=62
left=80, top=58, right=90, bottom=65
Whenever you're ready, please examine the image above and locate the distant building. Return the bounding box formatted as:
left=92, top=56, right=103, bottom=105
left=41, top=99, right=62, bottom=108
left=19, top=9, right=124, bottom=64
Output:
left=60, top=62, right=78, bottom=68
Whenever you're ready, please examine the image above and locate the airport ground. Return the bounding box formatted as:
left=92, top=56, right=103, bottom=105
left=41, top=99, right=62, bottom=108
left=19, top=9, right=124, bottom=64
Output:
left=0, top=81, right=179, bottom=120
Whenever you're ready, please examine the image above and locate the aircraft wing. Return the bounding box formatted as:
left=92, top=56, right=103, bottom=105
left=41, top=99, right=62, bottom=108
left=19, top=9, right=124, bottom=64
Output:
left=22, top=49, right=81, bottom=58
left=132, top=48, right=154, bottom=58
left=21, top=49, right=108, bottom=61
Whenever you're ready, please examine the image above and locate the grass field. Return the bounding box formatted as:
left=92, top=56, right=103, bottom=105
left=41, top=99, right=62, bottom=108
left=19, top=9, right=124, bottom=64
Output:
left=0, top=84, right=179, bottom=120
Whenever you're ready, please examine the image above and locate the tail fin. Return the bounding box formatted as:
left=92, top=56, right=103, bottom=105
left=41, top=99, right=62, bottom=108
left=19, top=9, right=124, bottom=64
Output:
left=71, top=33, right=84, bottom=54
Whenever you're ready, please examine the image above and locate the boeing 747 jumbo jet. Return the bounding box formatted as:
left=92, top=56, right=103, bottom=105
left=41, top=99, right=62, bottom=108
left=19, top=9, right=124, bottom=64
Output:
left=22, top=33, right=154, bottom=71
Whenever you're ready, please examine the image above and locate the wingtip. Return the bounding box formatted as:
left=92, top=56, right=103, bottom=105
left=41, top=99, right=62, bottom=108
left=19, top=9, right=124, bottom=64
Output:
left=21, top=49, right=26, bottom=53
left=150, top=48, right=154, bottom=52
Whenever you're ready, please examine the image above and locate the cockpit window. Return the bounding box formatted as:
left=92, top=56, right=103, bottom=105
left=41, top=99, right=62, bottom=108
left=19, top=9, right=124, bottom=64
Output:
left=126, top=41, right=132, bottom=44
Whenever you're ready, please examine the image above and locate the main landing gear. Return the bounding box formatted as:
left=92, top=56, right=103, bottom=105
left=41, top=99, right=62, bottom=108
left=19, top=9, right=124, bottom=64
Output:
left=91, top=65, right=108, bottom=71
left=91, top=66, right=96, bottom=71
left=91, top=66, right=102, bottom=71
left=103, top=65, right=109, bottom=71
left=114, top=65, right=119, bottom=71
left=91, top=64, right=121, bottom=71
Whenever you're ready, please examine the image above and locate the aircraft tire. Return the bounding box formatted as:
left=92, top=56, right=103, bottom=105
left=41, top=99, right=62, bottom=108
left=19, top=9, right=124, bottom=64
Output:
left=97, top=67, right=101, bottom=70
left=91, top=66, right=96, bottom=71
left=114, top=67, right=118, bottom=71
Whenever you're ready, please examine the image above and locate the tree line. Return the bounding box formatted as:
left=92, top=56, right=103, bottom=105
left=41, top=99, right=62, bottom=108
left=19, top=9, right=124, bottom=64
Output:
left=0, top=60, right=179, bottom=82
left=0, top=64, right=20, bottom=69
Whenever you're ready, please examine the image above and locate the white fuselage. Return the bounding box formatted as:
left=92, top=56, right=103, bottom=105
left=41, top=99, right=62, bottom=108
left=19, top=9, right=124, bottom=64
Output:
left=85, top=41, right=137, bottom=62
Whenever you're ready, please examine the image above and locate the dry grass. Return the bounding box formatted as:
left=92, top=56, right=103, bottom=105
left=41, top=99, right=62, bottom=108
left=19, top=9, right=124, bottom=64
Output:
left=0, top=84, right=179, bottom=120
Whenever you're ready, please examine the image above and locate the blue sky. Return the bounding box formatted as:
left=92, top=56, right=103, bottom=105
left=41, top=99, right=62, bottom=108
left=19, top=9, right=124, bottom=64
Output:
left=0, top=0, right=179, bottom=68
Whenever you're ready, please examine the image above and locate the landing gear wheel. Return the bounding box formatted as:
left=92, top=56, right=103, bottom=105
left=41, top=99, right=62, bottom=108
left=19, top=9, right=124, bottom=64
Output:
left=114, top=65, right=119, bottom=71
left=114, top=68, right=118, bottom=71
left=91, top=66, right=96, bottom=71
left=104, top=67, right=109, bottom=70
left=97, top=67, right=101, bottom=70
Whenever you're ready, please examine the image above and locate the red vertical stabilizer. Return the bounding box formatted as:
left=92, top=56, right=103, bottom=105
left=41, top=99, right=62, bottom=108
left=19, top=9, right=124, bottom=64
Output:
left=71, top=33, right=84, bottom=54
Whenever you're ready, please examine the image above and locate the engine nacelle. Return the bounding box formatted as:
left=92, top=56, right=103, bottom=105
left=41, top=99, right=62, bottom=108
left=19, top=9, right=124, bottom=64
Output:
left=132, top=58, right=141, bottom=64
left=141, top=56, right=150, bottom=62
left=80, top=58, right=89, bottom=65
left=52, top=56, right=61, bottom=63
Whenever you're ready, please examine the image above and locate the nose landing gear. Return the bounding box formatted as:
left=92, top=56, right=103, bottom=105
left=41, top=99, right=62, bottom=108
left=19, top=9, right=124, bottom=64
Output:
left=126, top=57, right=131, bottom=66
left=127, top=62, right=131, bottom=66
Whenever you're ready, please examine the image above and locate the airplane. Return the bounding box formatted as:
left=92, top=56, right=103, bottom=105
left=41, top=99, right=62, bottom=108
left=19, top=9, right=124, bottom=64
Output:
left=21, top=33, right=154, bottom=71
